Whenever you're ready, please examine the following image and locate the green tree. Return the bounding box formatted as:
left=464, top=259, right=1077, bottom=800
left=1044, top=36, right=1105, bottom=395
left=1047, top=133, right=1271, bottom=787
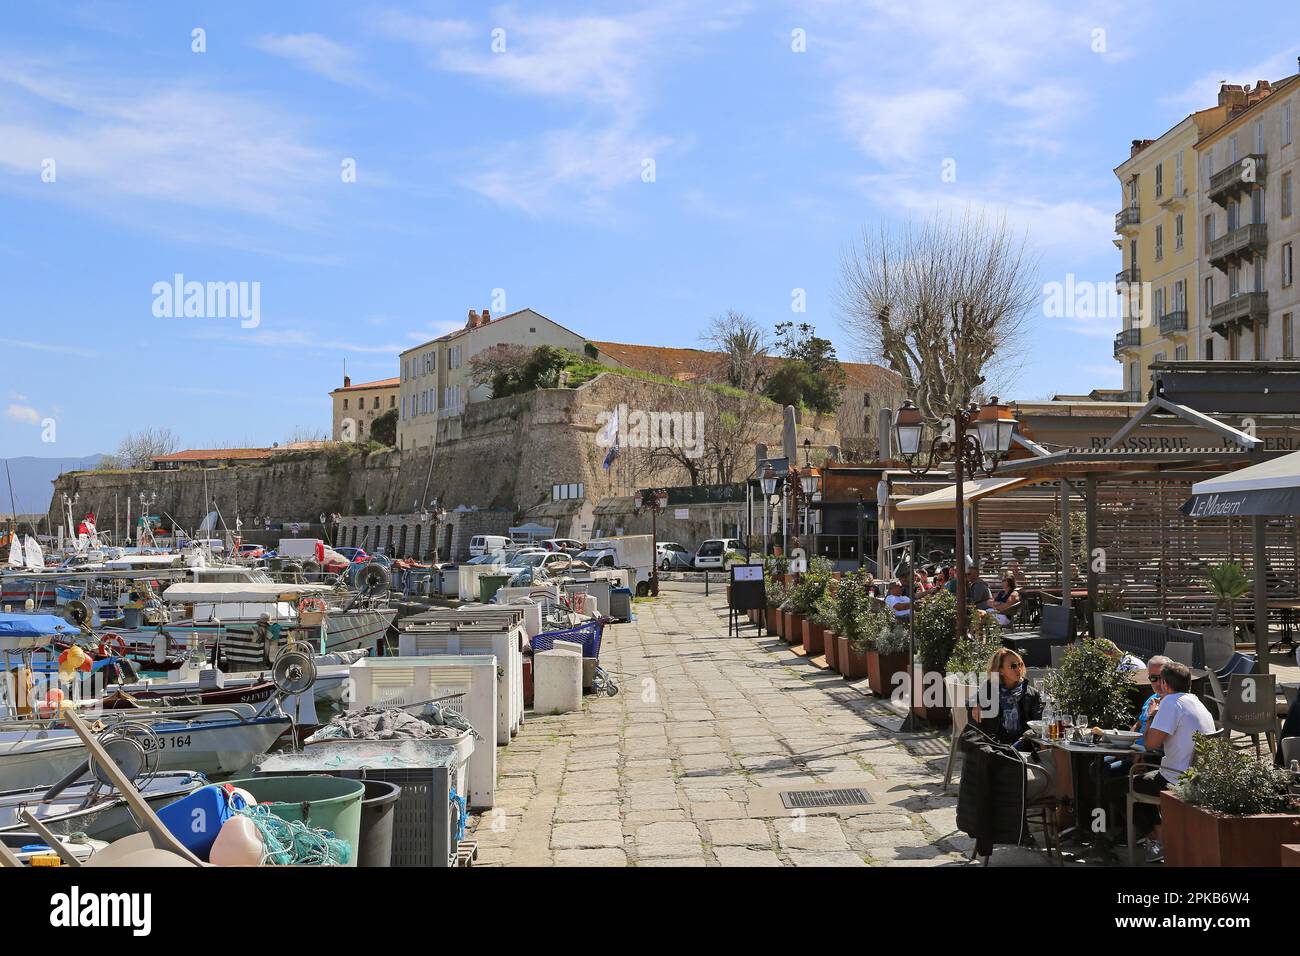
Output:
left=370, top=408, right=398, bottom=446
left=762, top=322, right=845, bottom=413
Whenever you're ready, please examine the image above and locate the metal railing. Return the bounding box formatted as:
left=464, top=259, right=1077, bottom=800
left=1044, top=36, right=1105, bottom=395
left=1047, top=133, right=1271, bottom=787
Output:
left=1114, top=328, right=1142, bottom=356
left=1210, top=291, right=1269, bottom=329
left=1115, top=206, right=1141, bottom=231
left=1208, top=154, right=1266, bottom=206
left=1115, top=266, right=1141, bottom=285
left=1158, top=310, right=1188, bottom=336
left=1208, top=223, right=1268, bottom=269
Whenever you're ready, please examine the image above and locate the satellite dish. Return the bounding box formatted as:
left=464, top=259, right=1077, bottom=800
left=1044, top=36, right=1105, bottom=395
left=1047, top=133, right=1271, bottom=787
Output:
left=272, top=650, right=317, bottom=696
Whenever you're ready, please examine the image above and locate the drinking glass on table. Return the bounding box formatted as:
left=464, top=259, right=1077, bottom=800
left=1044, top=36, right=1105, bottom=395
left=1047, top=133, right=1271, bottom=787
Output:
left=1074, top=714, right=1088, bottom=739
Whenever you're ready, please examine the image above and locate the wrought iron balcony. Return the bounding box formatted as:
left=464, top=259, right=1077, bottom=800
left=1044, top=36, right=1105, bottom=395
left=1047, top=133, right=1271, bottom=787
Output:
left=1115, top=205, right=1141, bottom=231
left=1208, top=223, right=1268, bottom=271
left=1210, top=292, right=1268, bottom=331
left=1159, top=310, right=1189, bottom=336
left=1115, top=266, right=1141, bottom=287
left=1208, top=154, right=1266, bottom=208
left=1114, top=328, right=1142, bottom=356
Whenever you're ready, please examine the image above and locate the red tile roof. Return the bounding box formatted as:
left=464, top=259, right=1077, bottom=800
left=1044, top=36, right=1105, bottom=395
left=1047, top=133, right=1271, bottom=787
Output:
left=590, top=340, right=902, bottom=392
left=151, top=448, right=274, bottom=463
left=332, top=376, right=399, bottom=393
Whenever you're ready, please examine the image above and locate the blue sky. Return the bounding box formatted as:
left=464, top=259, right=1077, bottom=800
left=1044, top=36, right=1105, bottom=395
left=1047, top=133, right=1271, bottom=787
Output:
left=2, top=1, right=1298, bottom=459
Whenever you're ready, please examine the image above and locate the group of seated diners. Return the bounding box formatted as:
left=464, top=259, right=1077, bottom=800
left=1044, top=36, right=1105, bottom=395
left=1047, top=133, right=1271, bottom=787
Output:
left=969, top=645, right=1214, bottom=863
left=891, top=557, right=1026, bottom=628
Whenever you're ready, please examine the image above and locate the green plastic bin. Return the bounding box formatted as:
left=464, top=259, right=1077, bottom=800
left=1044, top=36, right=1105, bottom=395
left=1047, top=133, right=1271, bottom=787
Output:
left=478, top=573, right=511, bottom=603
left=229, top=775, right=365, bottom=866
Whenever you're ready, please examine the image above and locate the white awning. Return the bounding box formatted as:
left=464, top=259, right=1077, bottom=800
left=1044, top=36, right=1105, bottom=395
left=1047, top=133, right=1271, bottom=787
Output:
left=893, top=476, right=1031, bottom=512
left=1191, top=450, right=1300, bottom=496
left=162, top=582, right=333, bottom=603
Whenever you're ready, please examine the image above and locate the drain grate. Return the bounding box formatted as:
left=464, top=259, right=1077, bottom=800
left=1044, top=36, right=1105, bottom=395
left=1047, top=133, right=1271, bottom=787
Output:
left=779, top=787, right=873, bottom=810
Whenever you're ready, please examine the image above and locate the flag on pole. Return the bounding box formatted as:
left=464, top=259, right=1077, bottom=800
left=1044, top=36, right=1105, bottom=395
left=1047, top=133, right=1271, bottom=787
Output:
left=600, top=407, right=621, bottom=471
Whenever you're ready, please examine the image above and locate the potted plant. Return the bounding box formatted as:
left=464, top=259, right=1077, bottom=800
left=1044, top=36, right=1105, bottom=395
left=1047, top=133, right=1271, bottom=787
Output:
left=864, top=606, right=910, bottom=697
left=1201, top=562, right=1251, bottom=669
left=764, top=578, right=787, bottom=637
left=1040, top=638, right=1132, bottom=728
left=827, top=570, right=870, bottom=678
left=943, top=628, right=1005, bottom=713
left=1162, top=734, right=1300, bottom=866
left=813, top=591, right=840, bottom=671
left=790, top=556, right=832, bottom=656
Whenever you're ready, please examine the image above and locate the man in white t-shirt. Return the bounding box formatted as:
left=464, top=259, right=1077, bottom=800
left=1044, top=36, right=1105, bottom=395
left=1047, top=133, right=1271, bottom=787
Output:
left=884, top=581, right=911, bottom=621
left=1131, top=661, right=1216, bottom=862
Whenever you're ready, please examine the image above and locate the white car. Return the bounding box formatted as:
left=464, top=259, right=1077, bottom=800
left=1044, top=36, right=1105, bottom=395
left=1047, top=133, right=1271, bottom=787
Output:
left=656, top=541, right=693, bottom=571
left=694, top=538, right=748, bottom=570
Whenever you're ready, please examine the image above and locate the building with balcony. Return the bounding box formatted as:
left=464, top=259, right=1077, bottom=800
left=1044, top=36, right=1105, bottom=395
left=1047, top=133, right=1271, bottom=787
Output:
left=1196, top=73, right=1300, bottom=363
left=1113, top=106, right=1229, bottom=398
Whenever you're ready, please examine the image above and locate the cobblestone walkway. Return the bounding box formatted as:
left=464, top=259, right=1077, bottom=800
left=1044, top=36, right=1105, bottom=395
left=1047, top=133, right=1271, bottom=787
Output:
left=465, top=585, right=1052, bottom=866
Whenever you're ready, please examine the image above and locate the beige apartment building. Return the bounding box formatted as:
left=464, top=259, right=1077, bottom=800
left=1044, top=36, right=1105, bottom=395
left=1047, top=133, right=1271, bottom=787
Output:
left=329, top=375, right=399, bottom=442
left=1115, top=71, right=1299, bottom=394
left=1114, top=105, right=1229, bottom=399
left=1196, top=75, right=1299, bottom=363
left=398, top=308, right=595, bottom=450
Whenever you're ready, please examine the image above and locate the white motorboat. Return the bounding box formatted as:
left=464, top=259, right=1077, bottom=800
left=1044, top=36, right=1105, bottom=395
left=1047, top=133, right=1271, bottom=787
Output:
left=0, top=770, right=206, bottom=839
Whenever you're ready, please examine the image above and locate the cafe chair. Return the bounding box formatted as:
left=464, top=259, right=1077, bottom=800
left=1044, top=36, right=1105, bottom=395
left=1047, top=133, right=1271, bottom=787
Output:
left=1162, top=641, right=1194, bottom=667
left=1023, top=749, right=1063, bottom=865
left=943, top=700, right=970, bottom=792
left=1220, top=673, right=1280, bottom=757
left=1281, top=736, right=1300, bottom=767
left=1127, top=728, right=1226, bottom=865
left=1049, top=644, right=1068, bottom=669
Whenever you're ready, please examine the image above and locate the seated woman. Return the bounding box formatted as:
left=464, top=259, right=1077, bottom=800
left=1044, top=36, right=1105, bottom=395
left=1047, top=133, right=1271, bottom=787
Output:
left=971, top=648, right=1052, bottom=800
left=990, top=575, right=1021, bottom=627
left=972, top=648, right=1043, bottom=746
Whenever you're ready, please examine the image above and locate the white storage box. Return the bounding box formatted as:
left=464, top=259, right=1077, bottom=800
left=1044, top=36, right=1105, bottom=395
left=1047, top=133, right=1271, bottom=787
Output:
left=347, top=656, right=498, bottom=808
left=398, top=625, right=524, bottom=744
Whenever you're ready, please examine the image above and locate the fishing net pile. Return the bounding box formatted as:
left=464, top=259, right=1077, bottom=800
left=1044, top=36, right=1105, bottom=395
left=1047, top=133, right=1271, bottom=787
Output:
left=311, top=703, right=474, bottom=740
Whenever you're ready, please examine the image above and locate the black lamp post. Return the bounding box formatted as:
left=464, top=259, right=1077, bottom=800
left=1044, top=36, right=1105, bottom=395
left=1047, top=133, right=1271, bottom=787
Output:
left=893, top=397, right=1017, bottom=641
left=759, top=463, right=821, bottom=558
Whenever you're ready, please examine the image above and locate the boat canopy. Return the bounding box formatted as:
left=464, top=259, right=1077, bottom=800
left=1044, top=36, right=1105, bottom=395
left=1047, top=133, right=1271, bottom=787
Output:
left=162, top=582, right=334, bottom=603
left=0, top=613, right=77, bottom=637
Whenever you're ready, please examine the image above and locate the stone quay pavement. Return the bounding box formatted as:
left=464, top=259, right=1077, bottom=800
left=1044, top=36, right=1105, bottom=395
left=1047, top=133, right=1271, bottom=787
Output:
left=464, top=582, right=1060, bottom=867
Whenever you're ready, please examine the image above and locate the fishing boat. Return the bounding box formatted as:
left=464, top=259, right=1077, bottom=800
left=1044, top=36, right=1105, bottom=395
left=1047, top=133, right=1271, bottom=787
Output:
left=0, top=771, right=206, bottom=840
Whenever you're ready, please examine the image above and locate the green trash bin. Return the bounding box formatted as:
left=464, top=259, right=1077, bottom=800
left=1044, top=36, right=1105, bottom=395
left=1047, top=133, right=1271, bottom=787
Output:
left=229, top=775, right=366, bottom=866
left=478, top=573, right=511, bottom=603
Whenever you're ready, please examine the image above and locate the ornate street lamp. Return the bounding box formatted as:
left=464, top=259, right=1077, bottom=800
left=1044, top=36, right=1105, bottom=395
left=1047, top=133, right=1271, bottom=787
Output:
left=893, top=396, right=1019, bottom=640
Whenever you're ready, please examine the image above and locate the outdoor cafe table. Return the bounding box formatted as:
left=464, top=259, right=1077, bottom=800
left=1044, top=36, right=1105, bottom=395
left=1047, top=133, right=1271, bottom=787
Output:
left=1268, top=600, right=1300, bottom=651
left=1030, top=732, right=1141, bottom=858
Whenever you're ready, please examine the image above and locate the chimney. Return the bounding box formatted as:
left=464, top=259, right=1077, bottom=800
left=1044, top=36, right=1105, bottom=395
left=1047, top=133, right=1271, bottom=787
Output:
left=467, top=309, right=480, bottom=328
left=480, top=309, right=490, bottom=324
left=343, top=374, right=351, bottom=388
left=1218, top=83, right=1246, bottom=110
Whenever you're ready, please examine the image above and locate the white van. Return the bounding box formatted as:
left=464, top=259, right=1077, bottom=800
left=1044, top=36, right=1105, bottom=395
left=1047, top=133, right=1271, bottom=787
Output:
left=469, top=534, right=510, bottom=558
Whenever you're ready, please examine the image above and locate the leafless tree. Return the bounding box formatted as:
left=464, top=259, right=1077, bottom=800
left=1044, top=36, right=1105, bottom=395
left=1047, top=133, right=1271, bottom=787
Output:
left=838, top=211, right=1038, bottom=424
left=645, top=388, right=768, bottom=486
left=468, top=343, right=533, bottom=389
left=282, top=426, right=329, bottom=446
left=699, top=310, right=769, bottom=392
left=111, top=426, right=180, bottom=470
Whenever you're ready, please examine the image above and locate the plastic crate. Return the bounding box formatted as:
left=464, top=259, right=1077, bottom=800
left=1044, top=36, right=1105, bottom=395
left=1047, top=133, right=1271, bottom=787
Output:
left=531, top=620, right=604, bottom=658
left=348, top=656, right=497, bottom=808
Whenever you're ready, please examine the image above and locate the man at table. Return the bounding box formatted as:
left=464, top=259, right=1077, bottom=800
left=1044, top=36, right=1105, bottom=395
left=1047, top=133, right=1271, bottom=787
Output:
left=1100, top=655, right=1169, bottom=776
left=1131, top=661, right=1216, bottom=863
left=885, top=580, right=912, bottom=621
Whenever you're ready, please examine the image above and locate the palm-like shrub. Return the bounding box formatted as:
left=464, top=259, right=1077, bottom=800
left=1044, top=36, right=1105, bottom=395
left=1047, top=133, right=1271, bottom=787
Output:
left=1203, top=562, right=1251, bottom=633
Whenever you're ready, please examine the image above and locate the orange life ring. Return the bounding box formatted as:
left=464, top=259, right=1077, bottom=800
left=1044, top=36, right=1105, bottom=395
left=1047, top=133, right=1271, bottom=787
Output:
left=97, top=634, right=128, bottom=658
left=297, top=596, right=327, bottom=614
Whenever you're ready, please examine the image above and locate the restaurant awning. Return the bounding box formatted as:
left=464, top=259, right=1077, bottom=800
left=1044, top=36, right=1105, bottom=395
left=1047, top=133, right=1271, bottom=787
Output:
left=1181, top=449, right=1300, bottom=517
left=893, top=476, right=1032, bottom=512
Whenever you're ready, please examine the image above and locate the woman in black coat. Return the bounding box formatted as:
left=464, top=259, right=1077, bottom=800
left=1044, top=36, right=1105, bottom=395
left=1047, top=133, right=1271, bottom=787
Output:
left=973, top=648, right=1043, bottom=747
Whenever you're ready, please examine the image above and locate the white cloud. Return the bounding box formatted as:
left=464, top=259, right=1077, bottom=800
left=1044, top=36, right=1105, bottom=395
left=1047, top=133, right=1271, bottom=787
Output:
left=253, top=33, right=377, bottom=90
left=1161, top=44, right=1300, bottom=112
left=189, top=327, right=406, bottom=355
left=6, top=404, right=41, bottom=425
left=0, top=337, right=95, bottom=359
left=838, top=87, right=965, bottom=165
left=0, top=57, right=333, bottom=227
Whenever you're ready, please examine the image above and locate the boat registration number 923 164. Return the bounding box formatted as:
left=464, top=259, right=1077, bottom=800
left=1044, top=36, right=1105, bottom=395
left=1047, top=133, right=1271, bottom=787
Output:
left=144, top=734, right=192, bottom=750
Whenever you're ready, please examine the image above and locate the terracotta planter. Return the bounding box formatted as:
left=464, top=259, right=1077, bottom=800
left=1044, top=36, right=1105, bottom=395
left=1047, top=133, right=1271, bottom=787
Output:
left=1161, top=792, right=1300, bottom=867
left=801, top=619, right=825, bottom=656
left=867, top=650, right=908, bottom=698
left=784, top=612, right=802, bottom=645
left=840, top=639, right=869, bottom=679
left=523, top=657, right=534, bottom=707
left=824, top=631, right=839, bottom=671
left=908, top=663, right=952, bottom=724
left=766, top=607, right=781, bottom=637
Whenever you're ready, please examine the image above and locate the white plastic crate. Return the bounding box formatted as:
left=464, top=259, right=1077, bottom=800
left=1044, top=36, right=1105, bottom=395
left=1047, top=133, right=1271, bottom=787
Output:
left=398, top=625, right=524, bottom=745
left=347, top=656, right=498, bottom=809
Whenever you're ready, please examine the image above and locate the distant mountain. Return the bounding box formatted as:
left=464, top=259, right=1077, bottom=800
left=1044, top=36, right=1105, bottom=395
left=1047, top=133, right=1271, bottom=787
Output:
left=1, top=455, right=106, bottom=516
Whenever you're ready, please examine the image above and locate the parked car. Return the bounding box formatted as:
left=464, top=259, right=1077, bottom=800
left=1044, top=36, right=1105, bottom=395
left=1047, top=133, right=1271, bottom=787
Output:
left=469, top=534, right=510, bottom=557
left=334, top=547, right=370, bottom=564
left=574, top=548, right=617, bottom=572
left=503, top=551, right=573, bottom=577
left=656, top=541, right=693, bottom=571
left=694, top=538, right=749, bottom=570
left=466, top=553, right=507, bottom=566
left=235, top=543, right=265, bottom=559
